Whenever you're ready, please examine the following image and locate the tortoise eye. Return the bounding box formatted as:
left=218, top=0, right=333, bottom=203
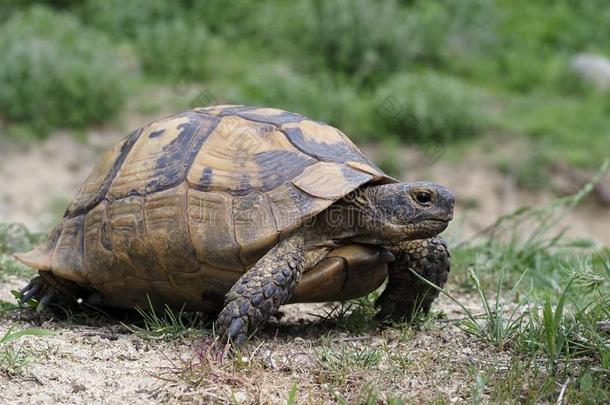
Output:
left=415, top=191, right=432, bottom=205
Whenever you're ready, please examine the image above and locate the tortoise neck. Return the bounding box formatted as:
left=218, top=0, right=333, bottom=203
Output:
left=308, top=187, right=378, bottom=244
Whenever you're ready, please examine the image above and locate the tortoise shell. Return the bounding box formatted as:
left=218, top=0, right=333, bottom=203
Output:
left=16, top=105, right=395, bottom=311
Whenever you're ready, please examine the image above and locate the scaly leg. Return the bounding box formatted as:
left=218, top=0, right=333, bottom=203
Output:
left=376, top=237, right=450, bottom=322
left=216, top=233, right=305, bottom=346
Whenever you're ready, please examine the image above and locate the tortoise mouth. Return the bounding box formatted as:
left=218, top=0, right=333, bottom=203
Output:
left=427, top=218, right=450, bottom=231
left=405, top=219, right=449, bottom=240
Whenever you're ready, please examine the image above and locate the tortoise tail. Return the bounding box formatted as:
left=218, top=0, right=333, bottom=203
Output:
left=13, top=224, right=62, bottom=272
left=13, top=246, right=54, bottom=271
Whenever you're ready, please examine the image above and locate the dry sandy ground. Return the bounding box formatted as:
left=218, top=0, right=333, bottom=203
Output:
left=1, top=277, right=504, bottom=404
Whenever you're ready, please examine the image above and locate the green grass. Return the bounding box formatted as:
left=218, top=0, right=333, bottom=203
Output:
left=0, top=327, right=54, bottom=376
left=493, top=91, right=610, bottom=169
left=316, top=340, right=383, bottom=371
left=123, top=298, right=210, bottom=341
left=453, top=163, right=608, bottom=291
left=437, top=180, right=608, bottom=401
left=473, top=355, right=609, bottom=403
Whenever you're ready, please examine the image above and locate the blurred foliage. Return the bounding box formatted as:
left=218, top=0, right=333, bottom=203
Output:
left=0, top=223, right=38, bottom=255
left=182, top=0, right=261, bottom=39
left=134, top=19, right=209, bottom=80
left=0, top=6, right=127, bottom=134
left=78, top=0, right=180, bottom=40
left=215, top=64, right=370, bottom=138
left=297, top=0, right=412, bottom=85
left=0, top=0, right=76, bottom=19
left=0, top=0, right=608, bottom=168
left=373, top=72, right=484, bottom=143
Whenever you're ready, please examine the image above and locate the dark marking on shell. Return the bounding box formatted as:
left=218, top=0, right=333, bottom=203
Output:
left=340, top=165, right=373, bottom=185
left=253, top=150, right=316, bottom=192
left=99, top=216, right=113, bottom=252
left=282, top=125, right=369, bottom=164
left=78, top=215, right=86, bottom=262
left=199, top=167, right=213, bottom=191
left=148, top=129, right=165, bottom=139
left=146, top=114, right=221, bottom=192
left=213, top=105, right=256, bottom=116
left=236, top=110, right=306, bottom=126
left=286, top=183, right=316, bottom=213
left=234, top=173, right=252, bottom=196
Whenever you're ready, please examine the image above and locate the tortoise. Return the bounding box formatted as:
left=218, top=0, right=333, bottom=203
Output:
left=15, top=105, right=454, bottom=345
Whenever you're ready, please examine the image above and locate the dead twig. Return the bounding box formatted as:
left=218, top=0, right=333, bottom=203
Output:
left=555, top=377, right=570, bottom=405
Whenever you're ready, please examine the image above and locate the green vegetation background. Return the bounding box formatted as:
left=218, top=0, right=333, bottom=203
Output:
left=0, top=0, right=608, bottom=172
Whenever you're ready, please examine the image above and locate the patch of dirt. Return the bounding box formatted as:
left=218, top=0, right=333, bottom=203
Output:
left=0, top=318, right=194, bottom=404
left=0, top=134, right=95, bottom=230
left=0, top=284, right=502, bottom=404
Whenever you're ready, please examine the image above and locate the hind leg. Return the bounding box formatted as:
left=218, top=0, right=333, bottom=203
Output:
left=376, top=237, right=450, bottom=322
left=19, top=272, right=83, bottom=312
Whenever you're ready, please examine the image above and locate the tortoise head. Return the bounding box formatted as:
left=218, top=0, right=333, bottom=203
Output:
left=348, top=181, right=454, bottom=244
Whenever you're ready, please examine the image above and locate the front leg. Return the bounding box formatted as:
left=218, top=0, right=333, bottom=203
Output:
left=216, top=232, right=305, bottom=346
left=376, top=237, right=450, bottom=322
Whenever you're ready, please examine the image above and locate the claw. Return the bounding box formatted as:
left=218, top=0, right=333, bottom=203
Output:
left=227, top=317, right=245, bottom=340
left=36, top=289, right=56, bottom=313
left=19, top=281, right=35, bottom=296
left=379, top=250, right=396, bottom=263
left=234, top=334, right=246, bottom=346
left=20, top=283, right=42, bottom=303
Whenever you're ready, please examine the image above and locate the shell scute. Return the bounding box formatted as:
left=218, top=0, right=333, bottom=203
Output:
left=186, top=116, right=316, bottom=194
left=232, top=192, right=279, bottom=265
left=219, top=106, right=307, bottom=126
left=281, top=120, right=374, bottom=165
left=108, top=112, right=219, bottom=199
left=292, top=162, right=373, bottom=200
left=83, top=201, right=116, bottom=286
left=186, top=189, right=242, bottom=270
left=107, top=196, right=160, bottom=281
left=144, top=183, right=200, bottom=275
left=66, top=128, right=141, bottom=218
left=51, top=214, right=86, bottom=283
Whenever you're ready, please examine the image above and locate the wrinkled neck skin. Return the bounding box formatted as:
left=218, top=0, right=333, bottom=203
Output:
left=303, top=199, right=367, bottom=249
left=304, top=187, right=396, bottom=249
